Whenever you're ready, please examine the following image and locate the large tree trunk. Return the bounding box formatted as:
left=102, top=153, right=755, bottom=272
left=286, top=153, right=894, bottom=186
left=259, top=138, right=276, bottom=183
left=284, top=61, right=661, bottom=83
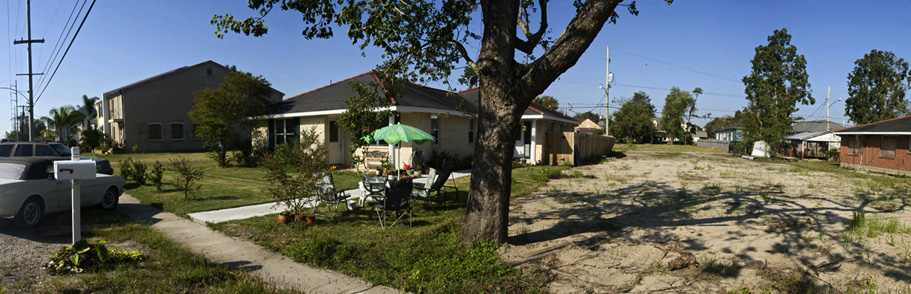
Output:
left=461, top=0, right=622, bottom=244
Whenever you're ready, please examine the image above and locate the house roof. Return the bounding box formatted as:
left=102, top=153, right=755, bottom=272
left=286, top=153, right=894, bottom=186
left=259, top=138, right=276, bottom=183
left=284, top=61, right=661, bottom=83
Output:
left=785, top=131, right=840, bottom=142
left=792, top=120, right=844, bottom=133
left=458, top=88, right=579, bottom=124
left=833, top=115, right=911, bottom=135
left=575, top=119, right=601, bottom=129
left=102, top=60, right=285, bottom=99
left=271, top=72, right=473, bottom=116
left=103, top=60, right=223, bottom=99
left=694, top=130, right=708, bottom=138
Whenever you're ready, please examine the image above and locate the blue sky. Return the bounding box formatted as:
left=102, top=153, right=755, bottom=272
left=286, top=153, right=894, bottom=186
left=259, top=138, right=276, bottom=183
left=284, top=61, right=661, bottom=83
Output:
left=2, top=1, right=910, bottom=136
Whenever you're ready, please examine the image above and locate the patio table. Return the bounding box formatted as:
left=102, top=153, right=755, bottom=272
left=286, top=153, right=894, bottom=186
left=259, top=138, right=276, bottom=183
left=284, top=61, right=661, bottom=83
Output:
left=358, top=176, right=387, bottom=206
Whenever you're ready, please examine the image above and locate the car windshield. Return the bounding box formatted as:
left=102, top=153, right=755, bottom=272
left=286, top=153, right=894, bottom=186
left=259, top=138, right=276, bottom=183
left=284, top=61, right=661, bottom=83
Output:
left=0, top=162, right=25, bottom=179
left=49, top=143, right=71, bottom=156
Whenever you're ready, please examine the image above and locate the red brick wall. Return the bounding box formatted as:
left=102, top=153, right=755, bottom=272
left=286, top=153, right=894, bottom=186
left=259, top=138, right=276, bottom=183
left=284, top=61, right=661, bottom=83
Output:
left=840, top=135, right=911, bottom=173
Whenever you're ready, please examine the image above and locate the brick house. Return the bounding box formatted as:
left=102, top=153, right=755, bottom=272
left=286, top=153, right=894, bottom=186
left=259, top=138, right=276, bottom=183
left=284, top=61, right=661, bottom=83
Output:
left=833, top=116, right=911, bottom=176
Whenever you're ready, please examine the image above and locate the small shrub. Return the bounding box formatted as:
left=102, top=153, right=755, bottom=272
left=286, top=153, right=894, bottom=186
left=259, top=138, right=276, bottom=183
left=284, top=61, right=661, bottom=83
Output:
left=427, top=150, right=472, bottom=171
left=169, top=155, right=204, bottom=200
left=231, top=138, right=257, bottom=167
left=119, top=157, right=135, bottom=179
left=149, top=160, right=165, bottom=191
left=45, top=240, right=145, bottom=275
left=131, top=144, right=139, bottom=153
left=130, top=159, right=148, bottom=185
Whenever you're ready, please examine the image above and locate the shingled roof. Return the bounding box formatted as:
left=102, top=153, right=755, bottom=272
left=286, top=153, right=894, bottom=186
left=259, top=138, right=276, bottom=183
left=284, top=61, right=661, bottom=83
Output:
left=457, top=88, right=579, bottom=124
left=833, top=116, right=911, bottom=135
left=269, top=72, right=471, bottom=116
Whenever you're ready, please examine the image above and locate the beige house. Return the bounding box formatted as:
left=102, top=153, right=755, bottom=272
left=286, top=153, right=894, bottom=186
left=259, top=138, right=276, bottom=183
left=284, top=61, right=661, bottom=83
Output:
left=253, top=72, right=579, bottom=167
left=574, top=119, right=602, bottom=133
left=99, top=61, right=284, bottom=152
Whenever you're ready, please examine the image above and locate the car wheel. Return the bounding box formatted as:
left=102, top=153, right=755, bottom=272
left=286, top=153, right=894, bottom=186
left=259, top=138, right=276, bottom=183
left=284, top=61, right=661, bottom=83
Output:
left=15, top=197, right=43, bottom=228
left=100, top=188, right=119, bottom=210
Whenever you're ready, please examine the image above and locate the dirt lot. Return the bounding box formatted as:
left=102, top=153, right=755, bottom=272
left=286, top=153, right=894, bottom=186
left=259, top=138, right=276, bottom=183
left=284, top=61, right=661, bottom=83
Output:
left=502, top=151, right=911, bottom=293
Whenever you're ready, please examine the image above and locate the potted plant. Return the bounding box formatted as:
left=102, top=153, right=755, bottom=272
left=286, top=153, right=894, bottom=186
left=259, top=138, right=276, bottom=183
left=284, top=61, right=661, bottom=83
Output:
left=262, top=128, right=329, bottom=224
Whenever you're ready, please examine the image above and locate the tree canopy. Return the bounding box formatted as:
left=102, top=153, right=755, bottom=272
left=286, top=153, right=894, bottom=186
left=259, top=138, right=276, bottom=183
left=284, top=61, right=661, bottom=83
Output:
left=533, top=95, right=560, bottom=111
left=741, top=28, right=813, bottom=155
left=213, top=0, right=673, bottom=244
left=660, top=87, right=694, bottom=144
left=612, top=91, right=655, bottom=143
left=574, top=111, right=601, bottom=123
left=845, top=49, right=910, bottom=125
left=190, top=70, right=273, bottom=167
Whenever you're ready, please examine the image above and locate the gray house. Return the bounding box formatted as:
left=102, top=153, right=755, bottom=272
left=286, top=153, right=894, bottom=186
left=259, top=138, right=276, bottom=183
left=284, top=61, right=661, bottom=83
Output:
left=100, top=61, right=284, bottom=152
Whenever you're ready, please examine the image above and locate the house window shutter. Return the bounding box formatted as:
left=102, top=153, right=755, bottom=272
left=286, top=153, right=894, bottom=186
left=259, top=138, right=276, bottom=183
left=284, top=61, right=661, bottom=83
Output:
left=291, top=117, right=300, bottom=143
left=268, top=119, right=275, bottom=150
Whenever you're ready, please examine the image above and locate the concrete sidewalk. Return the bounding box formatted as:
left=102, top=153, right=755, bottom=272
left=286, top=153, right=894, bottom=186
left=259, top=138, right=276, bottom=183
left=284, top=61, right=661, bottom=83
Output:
left=188, top=169, right=470, bottom=224
left=116, top=194, right=401, bottom=294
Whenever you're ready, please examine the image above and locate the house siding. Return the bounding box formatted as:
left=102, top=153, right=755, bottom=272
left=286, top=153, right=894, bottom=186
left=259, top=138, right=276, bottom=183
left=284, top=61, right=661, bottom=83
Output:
left=840, top=135, right=911, bottom=175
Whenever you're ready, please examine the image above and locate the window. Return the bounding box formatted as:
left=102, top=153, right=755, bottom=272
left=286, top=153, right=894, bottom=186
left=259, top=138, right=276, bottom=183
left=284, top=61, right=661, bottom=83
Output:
left=171, top=123, right=185, bottom=140
left=148, top=123, right=162, bottom=141
left=0, top=144, right=12, bottom=157
left=430, top=116, right=440, bottom=144
left=206, top=66, right=213, bottom=76
left=274, top=119, right=296, bottom=145
left=881, top=136, right=896, bottom=159
left=14, top=144, right=32, bottom=156
left=848, top=137, right=859, bottom=155
left=35, top=145, right=55, bottom=156
left=908, top=136, right=911, bottom=153
left=329, top=121, right=339, bottom=143
left=468, top=118, right=475, bottom=143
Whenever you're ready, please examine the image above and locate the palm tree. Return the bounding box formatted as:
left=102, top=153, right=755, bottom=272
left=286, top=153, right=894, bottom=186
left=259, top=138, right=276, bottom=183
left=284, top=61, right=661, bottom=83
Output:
left=81, top=95, right=99, bottom=129
left=46, top=106, right=85, bottom=143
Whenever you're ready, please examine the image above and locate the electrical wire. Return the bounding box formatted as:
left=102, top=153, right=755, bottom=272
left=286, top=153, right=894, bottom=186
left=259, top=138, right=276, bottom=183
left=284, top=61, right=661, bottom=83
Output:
left=36, top=0, right=84, bottom=89
left=612, top=47, right=743, bottom=84
left=35, top=0, right=95, bottom=103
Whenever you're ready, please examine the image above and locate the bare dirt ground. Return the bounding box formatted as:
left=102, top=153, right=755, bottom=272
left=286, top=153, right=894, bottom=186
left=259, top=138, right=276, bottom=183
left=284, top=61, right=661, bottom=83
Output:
left=501, top=151, right=911, bottom=293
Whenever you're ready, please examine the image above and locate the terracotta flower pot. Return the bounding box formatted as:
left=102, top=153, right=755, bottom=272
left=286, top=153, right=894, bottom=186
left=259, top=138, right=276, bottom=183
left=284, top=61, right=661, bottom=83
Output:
left=294, top=214, right=307, bottom=222
left=306, top=215, right=316, bottom=224
left=278, top=214, right=293, bottom=224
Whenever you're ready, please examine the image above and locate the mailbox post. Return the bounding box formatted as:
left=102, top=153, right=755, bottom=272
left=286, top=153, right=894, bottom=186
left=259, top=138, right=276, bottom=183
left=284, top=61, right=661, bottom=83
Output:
left=53, top=147, right=95, bottom=244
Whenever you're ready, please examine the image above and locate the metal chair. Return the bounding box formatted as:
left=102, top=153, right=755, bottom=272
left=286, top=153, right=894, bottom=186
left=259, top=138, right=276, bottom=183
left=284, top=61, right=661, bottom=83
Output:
left=412, top=168, right=442, bottom=211
left=361, top=175, right=386, bottom=208
left=373, top=179, right=413, bottom=229
left=314, top=172, right=351, bottom=219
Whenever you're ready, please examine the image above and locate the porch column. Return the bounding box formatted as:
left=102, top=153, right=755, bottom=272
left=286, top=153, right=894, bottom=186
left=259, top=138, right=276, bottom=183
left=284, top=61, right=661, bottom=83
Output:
left=530, top=120, right=537, bottom=165
left=388, top=116, right=395, bottom=170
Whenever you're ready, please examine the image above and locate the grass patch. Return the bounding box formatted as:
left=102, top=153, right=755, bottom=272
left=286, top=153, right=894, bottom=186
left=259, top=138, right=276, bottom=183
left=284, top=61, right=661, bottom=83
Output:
left=214, top=175, right=546, bottom=293
left=107, top=152, right=360, bottom=216
left=614, top=143, right=724, bottom=154
left=27, top=209, right=281, bottom=293
left=511, top=165, right=570, bottom=198
left=784, top=160, right=902, bottom=188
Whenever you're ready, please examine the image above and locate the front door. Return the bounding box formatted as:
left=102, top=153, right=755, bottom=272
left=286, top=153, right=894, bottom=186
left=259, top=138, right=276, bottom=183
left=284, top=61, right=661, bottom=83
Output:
left=328, top=121, right=343, bottom=165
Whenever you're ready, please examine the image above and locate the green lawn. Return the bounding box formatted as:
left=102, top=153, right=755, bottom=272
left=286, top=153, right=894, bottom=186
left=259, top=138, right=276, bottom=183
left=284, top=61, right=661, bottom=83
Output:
left=212, top=164, right=562, bottom=293
left=103, top=152, right=361, bottom=216
left=614, top=143, right=725, bottom=153
left=7, top=208, right=284, bottom=293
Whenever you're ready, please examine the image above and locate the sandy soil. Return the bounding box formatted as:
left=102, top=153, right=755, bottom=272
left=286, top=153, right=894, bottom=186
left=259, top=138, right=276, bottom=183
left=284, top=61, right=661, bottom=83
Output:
left=501, top=151, right=911, bottom=293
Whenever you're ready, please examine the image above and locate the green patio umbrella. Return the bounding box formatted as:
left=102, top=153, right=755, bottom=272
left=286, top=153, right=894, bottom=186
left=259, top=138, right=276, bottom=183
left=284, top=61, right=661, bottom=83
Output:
left=369, top=123, right=435, bottom=178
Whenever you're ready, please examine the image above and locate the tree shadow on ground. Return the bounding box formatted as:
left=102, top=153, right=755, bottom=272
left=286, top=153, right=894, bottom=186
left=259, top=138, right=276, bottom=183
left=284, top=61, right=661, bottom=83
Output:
left=507, top=176, right=911, bottom=285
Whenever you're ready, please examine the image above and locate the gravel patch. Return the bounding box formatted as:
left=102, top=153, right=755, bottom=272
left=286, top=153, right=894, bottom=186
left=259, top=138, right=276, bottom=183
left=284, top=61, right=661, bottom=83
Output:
left=0, top=217, right=69, bottom=293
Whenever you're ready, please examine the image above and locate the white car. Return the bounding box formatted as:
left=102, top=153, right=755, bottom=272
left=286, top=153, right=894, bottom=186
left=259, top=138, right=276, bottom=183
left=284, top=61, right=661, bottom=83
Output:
left=0, top=157, right=125, bottom=227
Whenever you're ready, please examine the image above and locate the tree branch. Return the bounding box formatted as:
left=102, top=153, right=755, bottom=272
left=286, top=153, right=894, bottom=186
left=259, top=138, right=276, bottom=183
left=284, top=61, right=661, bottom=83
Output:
left=521, top=0, right=620, bottom=96
left=515, top=0, right=549, bottom=55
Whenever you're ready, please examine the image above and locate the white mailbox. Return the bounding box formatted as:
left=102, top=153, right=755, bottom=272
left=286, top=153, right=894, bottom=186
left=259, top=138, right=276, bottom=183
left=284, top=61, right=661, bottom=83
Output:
left=54, top=161, right=97, bottom=180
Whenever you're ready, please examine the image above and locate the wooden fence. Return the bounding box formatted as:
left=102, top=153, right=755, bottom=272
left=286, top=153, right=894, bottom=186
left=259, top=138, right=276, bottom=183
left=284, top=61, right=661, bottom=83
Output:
left=543, top=132, right=615, bottom=166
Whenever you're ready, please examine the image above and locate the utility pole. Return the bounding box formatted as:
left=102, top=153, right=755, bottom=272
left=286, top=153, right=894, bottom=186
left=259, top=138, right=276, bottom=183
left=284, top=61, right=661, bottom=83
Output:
left=603, top=46, right=610, bottom=136
left=13, top=0, right=45, bottom=141
left=825, top=86, right=830, bottom=131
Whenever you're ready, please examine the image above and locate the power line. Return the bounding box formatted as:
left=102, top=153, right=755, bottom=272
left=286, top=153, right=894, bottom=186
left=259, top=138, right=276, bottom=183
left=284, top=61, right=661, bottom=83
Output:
left=37, top=0, right=84, bottom=90
left=36, top=0, right=95, bottom=103
left=613, top=47, right=743, bottom=84
left=614, top=83, right=742, bottom=98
